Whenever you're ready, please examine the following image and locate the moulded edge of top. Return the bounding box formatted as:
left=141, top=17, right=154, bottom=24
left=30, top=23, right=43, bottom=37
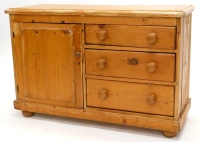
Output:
left=5, top=5, right=195, bottom=18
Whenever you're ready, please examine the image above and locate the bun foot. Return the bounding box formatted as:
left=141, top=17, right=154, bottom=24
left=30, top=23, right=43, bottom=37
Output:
left=22, top=111, right=34, bottom=117
left=162, top=131, right=177, bottom=138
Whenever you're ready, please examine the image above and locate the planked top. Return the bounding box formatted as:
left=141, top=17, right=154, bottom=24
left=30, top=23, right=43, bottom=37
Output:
left=5, top=4, right=195, bottom=17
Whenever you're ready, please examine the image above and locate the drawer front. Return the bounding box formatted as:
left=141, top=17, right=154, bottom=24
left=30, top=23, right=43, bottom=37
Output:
left=85, top=50, right=175, bottom=82
left=87, top=79, right=174, bottom=116
left=85, top=25, right=176, bottom=49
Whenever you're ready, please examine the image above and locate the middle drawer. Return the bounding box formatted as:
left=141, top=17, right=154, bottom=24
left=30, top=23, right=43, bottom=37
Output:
left=85, top=49, right=175, bottom=82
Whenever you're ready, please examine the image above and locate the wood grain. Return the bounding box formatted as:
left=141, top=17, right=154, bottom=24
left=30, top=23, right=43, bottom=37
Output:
left=162, top=131, right=177, bottom=138
left=85, top=25, right=176, bottom=49
left=85, top=49, right=175, bottom=82
left=13, top=100, right=179, bottom=132
left=85, top=74, right=177, bottom=86
left=12, top=23, right=83, bottom=108
left=73, top=24, right=83, bottom=108
left=86, top=107, right=173, bottom=120
left=174, top=14, right=192, bottom=120
left=181, top=14, right=192, bottom=111
left=179, top=98, right=191, bottom=129
left=22, top=24, right=75, bottom=102
left=84, top=45, right=178, bottom=53
left=87, top=79, right=174, bottom=116
left=7, top=5, right=194, bottom=137
left=10, top=22, right=24, bottom=101
left=22, top=111, right=34, bottom=117
left=10, top=15, right=177, bottom=26
left=81, top=23, right=87, bottom=109
left=13, top=99, right=191, bottom=132
left=174, top=18, right=183, bottom=120
left=5, top=5, right=194, bottom=17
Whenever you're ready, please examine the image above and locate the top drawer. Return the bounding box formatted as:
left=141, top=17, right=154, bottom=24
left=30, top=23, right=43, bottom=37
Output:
left=85, top=25, right=176, bottom=49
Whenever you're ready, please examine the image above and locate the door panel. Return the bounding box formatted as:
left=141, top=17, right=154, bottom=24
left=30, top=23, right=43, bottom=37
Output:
left=16, top=23, right=82, bottom=107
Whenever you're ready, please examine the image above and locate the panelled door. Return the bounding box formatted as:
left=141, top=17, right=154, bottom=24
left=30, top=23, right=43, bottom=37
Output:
left=13, top=23, right=83, bottom=108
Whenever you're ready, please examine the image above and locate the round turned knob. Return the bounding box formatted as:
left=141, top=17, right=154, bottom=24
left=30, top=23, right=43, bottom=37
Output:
left=98, top=90, right=108, bottom=100
left=147, top=33, right=157, bottom=44
left=146, top=94, right=157, bottom=105
left=96, top=30, right=106, bottom=41
left=75, top=52, right=81, bottom=57
left=96, top=59, right=107, bottom=69
left=146, top=62, right=156, bottom=73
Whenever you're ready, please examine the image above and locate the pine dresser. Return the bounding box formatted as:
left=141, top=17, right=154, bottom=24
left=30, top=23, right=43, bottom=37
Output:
left=5, top=5, right=194, bottom=137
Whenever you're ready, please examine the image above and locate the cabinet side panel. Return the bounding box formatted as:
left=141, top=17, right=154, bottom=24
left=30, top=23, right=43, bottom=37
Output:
left=181, top=14, right=192, bottom=111
left=174, top=14, right=192, bottom=120
left=174, top=18, right=183, bottom=120
left=9, top=20, right=19, bottom=100
left=10, top=22, right=25, bottom=101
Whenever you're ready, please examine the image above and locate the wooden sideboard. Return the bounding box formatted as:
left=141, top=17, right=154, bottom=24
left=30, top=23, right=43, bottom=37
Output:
left=5, top=5, right=194, bottom=137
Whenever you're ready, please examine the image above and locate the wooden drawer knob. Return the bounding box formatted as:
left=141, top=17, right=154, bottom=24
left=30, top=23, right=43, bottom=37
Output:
left=146, top=94, right=157, bottom=105
left=147, top=33, right=157, bottom=44
left=96, top=30, right=106, bottom=41
left=98, top=90, right=108, bottom=100
left=96, top=59, right=107, bottom=69
left=75, top=52, right=81, bottom=57
left=146, top=62, right=156, bottom=73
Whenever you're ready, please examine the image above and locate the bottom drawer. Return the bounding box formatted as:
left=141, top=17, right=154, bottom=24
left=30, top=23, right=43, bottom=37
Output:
left=87, top=79, right=174, bottom=116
